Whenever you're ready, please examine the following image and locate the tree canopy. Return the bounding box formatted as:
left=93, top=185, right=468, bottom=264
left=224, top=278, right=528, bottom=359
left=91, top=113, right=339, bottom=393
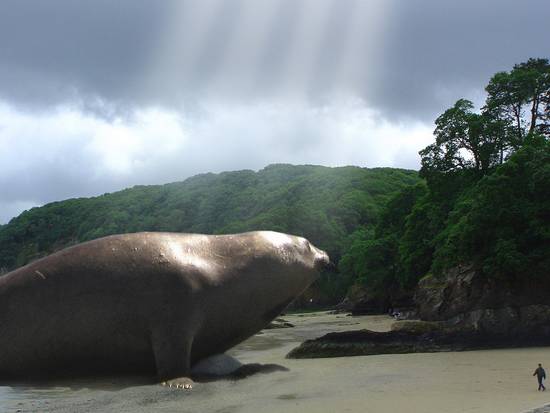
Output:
left=340, top=58, right=550, bottom=306
left=485, top=58, right=550, bottom=141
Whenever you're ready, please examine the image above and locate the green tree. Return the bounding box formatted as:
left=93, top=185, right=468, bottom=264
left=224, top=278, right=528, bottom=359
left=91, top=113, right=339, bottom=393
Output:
left=419, top=99, right=508, bottom=179
left=485, top=58, right=550, bottom=144
left=431, top=135, right=550, bottom=279
left=356, top=57, right=550, bottom=303
left=339, top=183, right=427, bottom=295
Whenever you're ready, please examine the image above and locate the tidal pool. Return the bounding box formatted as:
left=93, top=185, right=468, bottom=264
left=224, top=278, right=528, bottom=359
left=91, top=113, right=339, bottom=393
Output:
left=1, top=312, right=549, bottom=413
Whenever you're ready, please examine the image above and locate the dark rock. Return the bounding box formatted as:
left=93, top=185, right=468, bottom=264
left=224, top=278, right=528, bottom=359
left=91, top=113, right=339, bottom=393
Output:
left=346, top=285, right=389, bottom=315
left=331, top=297, right=352, bottom=314
left=350, top=289, right=385, bottom=315
left=390, top=308, right=418, bottom=320
left=264, top=318, right=294, bottom=329
left=286, top=325, right=550, bottom=359
left=415, top=265, right=550, bottom=335
left=391, top=320, right=443, bottom=334
left=389, top=291, right=416, bottom=312
left=289, top=265, right=550, bottom=360
left=344, top=284, right=415, bottom=316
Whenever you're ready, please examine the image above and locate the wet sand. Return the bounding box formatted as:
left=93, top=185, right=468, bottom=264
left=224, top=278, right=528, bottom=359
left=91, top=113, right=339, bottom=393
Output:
left=1, top=312, right=550, bottom=413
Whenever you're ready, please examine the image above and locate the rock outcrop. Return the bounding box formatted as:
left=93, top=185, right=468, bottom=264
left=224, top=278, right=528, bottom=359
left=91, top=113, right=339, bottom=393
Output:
left=288, top=265, right=550, bottom=359
left=346, top=284, right=388, bottom=315
left=264, top=318, right=294, bottom=329
left=416, top=265, right=550, bottom=336
left=287, top=320, right=550, bottom=359
left=342, top=284, right=416, bottom=316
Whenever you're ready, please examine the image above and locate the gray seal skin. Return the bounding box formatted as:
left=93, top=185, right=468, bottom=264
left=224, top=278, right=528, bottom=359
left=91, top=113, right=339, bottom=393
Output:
left=0, top=231, right=329, bottom=388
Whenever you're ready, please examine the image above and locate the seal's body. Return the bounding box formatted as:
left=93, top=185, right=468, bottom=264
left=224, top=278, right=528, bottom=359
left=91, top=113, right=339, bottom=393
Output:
left=0, top=231, right=329, bottom=384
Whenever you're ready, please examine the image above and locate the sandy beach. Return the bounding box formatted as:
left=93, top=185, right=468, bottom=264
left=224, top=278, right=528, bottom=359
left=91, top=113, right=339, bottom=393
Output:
left=1, top=312, right=550, bottom=413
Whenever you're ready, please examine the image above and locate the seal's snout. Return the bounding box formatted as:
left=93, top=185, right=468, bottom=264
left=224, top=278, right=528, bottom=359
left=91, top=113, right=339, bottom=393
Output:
left=324, top=260, right=337, bottom=272
left=313, top=248, right=331, bottom=271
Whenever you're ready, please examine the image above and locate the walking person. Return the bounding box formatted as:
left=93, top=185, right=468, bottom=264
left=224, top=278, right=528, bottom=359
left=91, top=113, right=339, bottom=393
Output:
left=534, top=363, right=546, bottom=391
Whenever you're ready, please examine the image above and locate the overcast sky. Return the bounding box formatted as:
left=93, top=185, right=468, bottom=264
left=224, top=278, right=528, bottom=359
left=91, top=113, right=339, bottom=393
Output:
left=1, top=0, right=549, bottom=224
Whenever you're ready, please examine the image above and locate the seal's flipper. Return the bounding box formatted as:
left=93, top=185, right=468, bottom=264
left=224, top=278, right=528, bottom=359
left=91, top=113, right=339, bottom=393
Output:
left=161, top=376, right=194, bottom=390
left=151, top=327, right=194, bottom=383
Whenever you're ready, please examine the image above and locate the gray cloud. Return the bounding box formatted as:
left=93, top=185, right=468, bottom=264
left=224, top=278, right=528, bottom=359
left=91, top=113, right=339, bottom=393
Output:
left=0, top=0, right=170, bottom=110
left=374, top=0, right=550, bottom=121
left=0, top=0, right=549, bottom=223
left=1, top=0, right=548, bottom=118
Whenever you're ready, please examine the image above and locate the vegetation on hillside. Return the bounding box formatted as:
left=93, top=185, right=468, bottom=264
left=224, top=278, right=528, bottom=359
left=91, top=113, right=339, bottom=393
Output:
left=340, top=58, right=550, bottom=303
left=0, top=165, right=418, bottom=299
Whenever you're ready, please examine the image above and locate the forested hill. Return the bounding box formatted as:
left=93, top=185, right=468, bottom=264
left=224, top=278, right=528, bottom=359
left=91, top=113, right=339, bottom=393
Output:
left=0, top=164, right=419, bottom=273
left=339, top=58, right=550, bottom=311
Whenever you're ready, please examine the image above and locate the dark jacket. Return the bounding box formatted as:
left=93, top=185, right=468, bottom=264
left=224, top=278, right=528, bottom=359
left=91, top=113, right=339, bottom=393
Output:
left=534, top=367, right=546, bottom=379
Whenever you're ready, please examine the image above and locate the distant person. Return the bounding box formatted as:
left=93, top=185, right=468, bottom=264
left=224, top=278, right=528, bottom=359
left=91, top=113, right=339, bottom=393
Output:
left=533, top=363, right=546, bottom=391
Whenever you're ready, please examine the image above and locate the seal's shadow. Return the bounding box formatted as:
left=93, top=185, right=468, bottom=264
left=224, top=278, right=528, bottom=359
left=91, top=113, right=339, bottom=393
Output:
left=194, top=362, right=288, bottom=383
left=0, top=362, right=289, bottom=391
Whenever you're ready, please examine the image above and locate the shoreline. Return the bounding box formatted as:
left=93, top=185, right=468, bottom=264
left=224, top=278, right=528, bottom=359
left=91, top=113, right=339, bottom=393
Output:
left=2, top=312, right=550, bottom=413
left=524, top=404, right=550, bottom=413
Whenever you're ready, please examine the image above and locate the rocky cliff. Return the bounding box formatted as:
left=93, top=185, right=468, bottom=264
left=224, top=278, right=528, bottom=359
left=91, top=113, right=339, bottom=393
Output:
left=288, top=265, right=550, bottom=359
left=416, top=265, right=550, bottom=336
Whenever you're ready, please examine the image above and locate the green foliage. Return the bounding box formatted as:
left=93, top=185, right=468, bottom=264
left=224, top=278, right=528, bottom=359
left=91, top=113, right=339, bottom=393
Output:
left=432, top=136, right=550, bottom=279
left=341, top=58, right=550, bottom=306
left=343, top=134, right=548, bottom=303
left=421, top=58, right=549, bottom=187
left=417, top=58, right=549, bottom=282
left=338, top=183, right=427, bottom=294
left=420, top=99, right=509, bottom=177
left=0, top=165, right=418, bottom=278
left=485, top=58, right=550, bottom=141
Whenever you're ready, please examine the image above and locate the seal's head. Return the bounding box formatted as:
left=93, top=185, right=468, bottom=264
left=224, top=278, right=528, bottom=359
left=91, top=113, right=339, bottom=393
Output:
left=258, top=230, right=330, bottom=274
left=201, top=230, right=332, bottom=346
left=251, top=231, right=331, bottom=321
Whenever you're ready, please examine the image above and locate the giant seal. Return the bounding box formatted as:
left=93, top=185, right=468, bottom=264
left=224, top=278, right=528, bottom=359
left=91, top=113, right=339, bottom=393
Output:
left=0, top=231, right=329, bottom=388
